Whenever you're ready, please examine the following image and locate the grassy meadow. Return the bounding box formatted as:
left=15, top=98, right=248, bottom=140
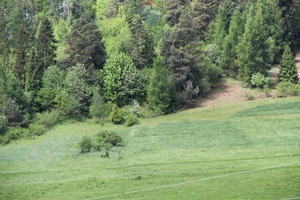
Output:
left=0, top=97, right=300, bottom=199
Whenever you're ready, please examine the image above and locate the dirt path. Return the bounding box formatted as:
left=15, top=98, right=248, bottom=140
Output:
left=199, top=52, right=300, bottom=108
left=199, top=81, right=246, bottom=107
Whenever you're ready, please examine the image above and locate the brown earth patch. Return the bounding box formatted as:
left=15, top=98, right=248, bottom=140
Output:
left=198, top=52, right=300, bottom=108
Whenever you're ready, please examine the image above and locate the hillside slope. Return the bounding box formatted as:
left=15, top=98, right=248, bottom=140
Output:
left=0, top=96, right=299, bottom=200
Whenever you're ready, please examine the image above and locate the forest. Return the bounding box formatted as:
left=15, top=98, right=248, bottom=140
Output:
left=0, top=0, right=299, bottom=143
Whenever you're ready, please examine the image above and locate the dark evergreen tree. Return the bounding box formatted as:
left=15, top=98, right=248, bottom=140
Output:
left=193, top=0, right=219, bottom=40
left=236, top=5, right=271, bottom=84
left=257, top=0, right=287, bottom=63
left=221, top=9, right=245, bottom=77
left=164, top=0, right=185, bottom=26
left=25, top=48, right=37, bottom=93
left=128, top=17, right=155, bottom=69
left=278, top=0, right=298, bottom=51
left=147, top=56, right=173, bottom=114
left=161, top=11, right=202, bottom=106
left=0, top=72, right=30, bottom=115
left=0, top=8, right=10, bottom=67
left=14, top=26, right=28, bottom=88
left=64, top=13, right=106, bottom=70
left=278, top=45, right=299, bottom=84
left=27, top=17, right=57, bottom=95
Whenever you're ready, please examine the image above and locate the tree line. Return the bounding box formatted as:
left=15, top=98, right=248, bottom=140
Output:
left=0, top=0, right=299, bottom=141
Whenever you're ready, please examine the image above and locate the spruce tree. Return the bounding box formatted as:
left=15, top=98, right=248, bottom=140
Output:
left=29, top=17, right=57, bottom=94
left=221, top=9, right=244, bottom=77
left=161, top=10, right=201, bottom=105
left=257, top=0, right=286, bottom=63
left=64, top=13, right=105, bottom=70
left=0, top=8, right=10, bottom=68
left=14, top=26, right=28, bottom=88
left=278, top=45, right=299, bottom=84
left=128, top=17, right=155, bottom=69
left=193, top=0, right=219, bottom=39
left=236, top=5, right=271, bottom=84
left=147, top=56, right=172, bottom=114
left=164, top=0, right=185, bottom=26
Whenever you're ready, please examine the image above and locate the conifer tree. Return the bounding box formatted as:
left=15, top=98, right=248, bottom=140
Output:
left=128, top=17, right=155, bottom=69
left=0, top=8, right=10, bottom=68
left=64, top=13, right=105, bottom=70
left=147, top=56, right=172, bottom=114
left=14, top=26, right=28, bottom=88
left=278, top=45, right=299, bottom=84
left=161, top=10, right=201, bottom=105
left=209, top=0, right=235, bottom=49
left=31, top=17, right=57, bottom=93
left=164, top=0, right=185, bottom=26
left=193, top=0, right=219, bottom=39
left=221, top=9, right=244, bottom=77
left=257, top=0, right=286, bottom=63
left=236, top=5, right=270, bottom=84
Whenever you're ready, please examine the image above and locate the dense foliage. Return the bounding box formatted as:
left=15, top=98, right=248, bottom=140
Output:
left=0, top=0, right=298, bottom=141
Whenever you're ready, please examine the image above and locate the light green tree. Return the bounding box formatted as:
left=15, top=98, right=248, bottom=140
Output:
left=278, top=45, right=299, bottom=84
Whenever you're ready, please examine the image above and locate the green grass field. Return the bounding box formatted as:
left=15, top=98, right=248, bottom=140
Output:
left=0, top=97, right=300, bottom=200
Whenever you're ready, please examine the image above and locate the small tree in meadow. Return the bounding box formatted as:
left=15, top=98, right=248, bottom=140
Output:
left=278, top=45, right=299, bottom=84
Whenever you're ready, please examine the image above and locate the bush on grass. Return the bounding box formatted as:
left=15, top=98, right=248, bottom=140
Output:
left=251, top=73, right=275, bottom=89
left=1, top=127, right=30, bottom=144
left=78, top=136, right=92, bottom=153
left=125, top=113, right=139, bottom=127
left=96, top=130, right=123, bottom=148
left=277, top=82, right=300, bottom=97
left=34, top=109, right=63, bottom=129
left=29, top=123, right=47, bottom=136
left=0, top=116, right=8, bottom=136
left=110, top=104, right=126, bottom=124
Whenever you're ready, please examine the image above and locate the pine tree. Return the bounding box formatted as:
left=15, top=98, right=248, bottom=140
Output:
left=128, top=17, right=155, bottom=69
left=0, top=8, right=10, bottom=68
left=147, top=56, right=172, bottom=114
left=164, top=0, right=185, bottom=26
left=221, top=9, right=244, bottom=77
left=236, top=5, right=271, bottom=84
left=278, top=45, right=299, bottom=84
left=193, top=0, right=219, bottom=39
left=161, top=10, right=201, bottom=105
left=278, top=0, right=298, bottom=52
left=28, top=17, right=57, bottom=94
left=257, top=0, right=286, bottom=63
left=64, top=13, right=106, bottom=70
left=14, top=26, right=28, bottom=88
left=209, top=0, right=235, bottom=48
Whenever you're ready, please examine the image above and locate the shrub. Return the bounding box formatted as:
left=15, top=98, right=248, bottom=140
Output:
left=129, top=100, right=141, bottom=116
left=139, top=105, right=158, bottom=118
left=1, top=127, right=29, bottom=144
left=125, top=113, right=139, bottom=127
left=251, top=73, right=275, bottom=89
left=4, top=99, right=27, bottom=127
left=89, top=91, right=113, bottom=123
left=277, top=82, right=300, bottom=97
left=29, top=123, right=47, bottom=136
left=96, top=130, right=123, bottom=147
left=34, top=109, right=63, bottom=129
left=78, top=136, right=92, bottom=153
left=110, top=104, right=126, bottom=124
left=0, top=116, right=8, bottom=136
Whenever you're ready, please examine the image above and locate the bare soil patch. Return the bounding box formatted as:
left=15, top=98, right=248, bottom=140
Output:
left=199, top=52, right=300, bottom=108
